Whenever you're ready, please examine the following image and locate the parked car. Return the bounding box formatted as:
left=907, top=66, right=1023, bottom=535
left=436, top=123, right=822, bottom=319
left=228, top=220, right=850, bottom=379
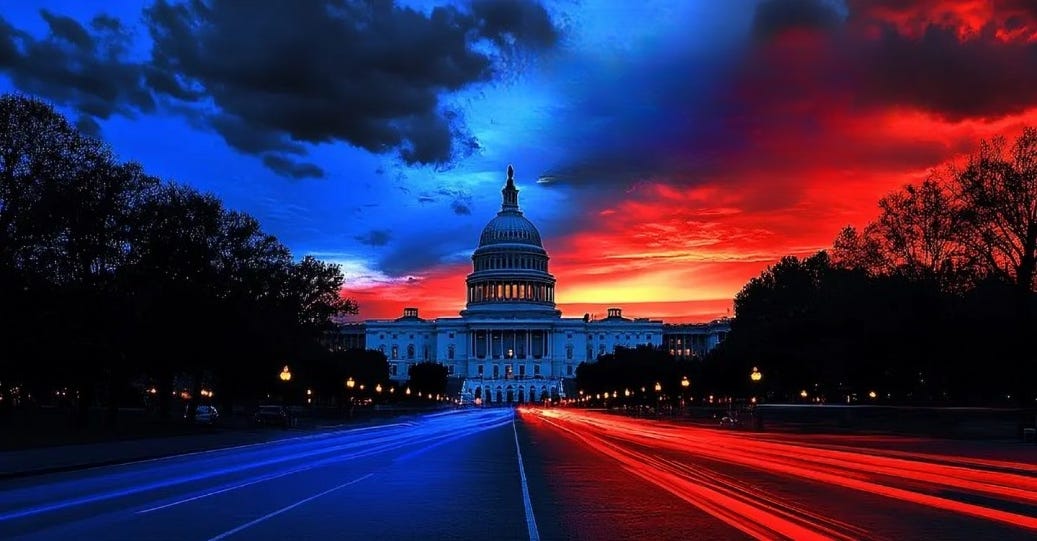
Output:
left=186, top=404, right=219, bottom=425
left=719, top=415, right=741, bottom=429
left=254, top=404, right=291, bottom=427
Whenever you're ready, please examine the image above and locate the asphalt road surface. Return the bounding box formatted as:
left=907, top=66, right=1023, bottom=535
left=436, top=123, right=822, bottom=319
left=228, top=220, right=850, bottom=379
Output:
left=2, top=408, right=1036, bottom=540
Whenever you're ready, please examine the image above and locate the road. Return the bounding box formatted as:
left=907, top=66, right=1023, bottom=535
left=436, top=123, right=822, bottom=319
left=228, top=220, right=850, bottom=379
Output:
left=521, top=408, right=1037, bottom=540
left=2, top=408, right=1036, bottom=540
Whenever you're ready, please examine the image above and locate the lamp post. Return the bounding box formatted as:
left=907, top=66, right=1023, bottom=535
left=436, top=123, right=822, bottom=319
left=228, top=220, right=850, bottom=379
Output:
left=345, top=377, right=356, bottom=418
left=749, top=366, right=763, bottom=430
left=680, top=376, right=690, bottom=416
left=279, top=365, right=291, bottom=406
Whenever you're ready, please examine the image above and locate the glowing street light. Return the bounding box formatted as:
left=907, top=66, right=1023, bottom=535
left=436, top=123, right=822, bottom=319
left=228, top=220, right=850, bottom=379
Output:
left=624, top=389, right=631, bottom=397
left=405, top=387, right=411, bottom=396
left=680, top=376, right=690, bottom=389
left=279, top=365, right=292, bottom=382
left=750, top=366, right=762, bottom=382
left=654, top=382, right=662, bottom=392
left=868, top=390, right=877, bottom=399
left=801, top=389, right=808, bottom=398
left=346, top=377, right=355, bottom=389
left=375, top=383, right=383, bottom=393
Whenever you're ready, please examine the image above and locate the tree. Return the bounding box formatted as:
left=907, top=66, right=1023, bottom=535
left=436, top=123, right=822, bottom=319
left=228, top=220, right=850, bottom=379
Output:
left=0, top=94, right=359, bottom=425
left=954, top=128, right=1037, bottom=404
left=407, top=362, right=448, bottom=398
left=956, top=128, right=1037, bottom=294
left=832, top=178, right=973, bottom=292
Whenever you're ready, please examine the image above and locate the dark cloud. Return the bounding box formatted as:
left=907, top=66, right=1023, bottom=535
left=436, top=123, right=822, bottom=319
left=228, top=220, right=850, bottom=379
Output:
left=451, top=199, right=472, bottom=215
left=355, top=229, right=392, bottom=247
left=540, top=0, right=1037, bottom=205
left=0, top=10, right=153, bottom=124
left=0, top=1, right=559, bottom=179
left=752, top=0, right=843, bottom=40
left=743, top=1, right=1037, bottom=122
left=850, top=24, right=1037, bottom=120
left=75, top=114, right=101, bottom=137
left=39, top=10, right=94, bottom=51
left=143, top=0, right=560, bottom=173
left=379, top=226, right=473, bottom=275
left=471, top=0, right=560, bottom=50
left=261, top=154, right=325, bottom=179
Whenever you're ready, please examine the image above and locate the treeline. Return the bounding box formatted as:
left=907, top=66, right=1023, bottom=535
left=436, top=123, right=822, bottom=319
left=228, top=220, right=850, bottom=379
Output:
left=706, top=129, right=1037, bottom=405
left=0, top=94, right=355, bottom=424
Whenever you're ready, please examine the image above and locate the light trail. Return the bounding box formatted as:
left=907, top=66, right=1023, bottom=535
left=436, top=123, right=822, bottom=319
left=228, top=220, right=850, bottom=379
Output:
left=522, top=408, right=1037, bottom=539
left=0, top=409, right=515, bottom=523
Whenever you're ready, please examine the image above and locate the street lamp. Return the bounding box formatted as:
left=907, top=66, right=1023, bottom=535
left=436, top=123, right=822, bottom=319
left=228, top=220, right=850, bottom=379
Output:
left=346, top=377, right=355, bottom=390
left=680, top=376, right=690, bottom=414
left=405, top=387, right=411, bottom=396
left=750, top=366, right=762, bottom=382
left=280, top=365, right=292, bottom=382
left=375, top=383, right=382, bottom=394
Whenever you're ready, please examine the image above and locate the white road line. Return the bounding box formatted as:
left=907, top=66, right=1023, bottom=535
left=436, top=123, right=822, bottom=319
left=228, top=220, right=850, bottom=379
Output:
left=512, top=418, right=541, bottom=541
left=206, top=473, right=374, bottom=541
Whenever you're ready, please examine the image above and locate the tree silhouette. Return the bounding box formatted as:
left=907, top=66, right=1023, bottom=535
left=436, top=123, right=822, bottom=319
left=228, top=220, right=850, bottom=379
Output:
left=0, top=94, right=357, bottom=426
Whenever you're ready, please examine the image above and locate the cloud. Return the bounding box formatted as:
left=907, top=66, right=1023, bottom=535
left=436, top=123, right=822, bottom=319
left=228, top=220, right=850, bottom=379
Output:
left=143, top=0, right=561, bottom=174
left=261, top=154, right=324, bottom=179
left=378, top=225, right=474, bottom=276
left=0, top=1, right=560, bottom=178
left=752, top=0, right=844, bottom=41
left=0, top=11, right=153, bottom=125
left=451, top=199, right=472, bottom=215
left=355, top=229, right=392, bottom=247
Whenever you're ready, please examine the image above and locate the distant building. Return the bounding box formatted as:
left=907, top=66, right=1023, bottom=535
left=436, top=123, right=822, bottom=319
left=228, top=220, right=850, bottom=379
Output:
left=323, top=166, right=730, bottom=403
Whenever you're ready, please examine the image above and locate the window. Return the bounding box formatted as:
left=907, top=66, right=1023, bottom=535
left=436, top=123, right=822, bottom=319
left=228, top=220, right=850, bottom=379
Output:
left=519, top=365, right=526, bottom=377
left=379, top=345, right=385, bottom=354
left=478, top=365, right=484, bottom=376
left=534, top=364, right=541, bottom=376
left=391, top=363, right=398, bottom=376
left=409, top=334, right=414, bottom=339
left=566, top=344, right=573, bottom=360
left=448, top=344, right=455, bottom=360
left=567, top=365, right=574, bottom=376
left=449, top=332, right=455, bottom=339
left=391, top=345, right=398, bottom=359
left=407, top=344, right=415, bottom=359
left=379, top=334, right=384, bottom=340
left=448, top=365, right=455, bottom=375
left=392, top=333, right=397, bottom=339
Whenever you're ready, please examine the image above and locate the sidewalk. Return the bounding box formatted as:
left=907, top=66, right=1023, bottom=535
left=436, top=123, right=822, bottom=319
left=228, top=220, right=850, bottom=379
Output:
left=0, top=426, right=312, bottom=480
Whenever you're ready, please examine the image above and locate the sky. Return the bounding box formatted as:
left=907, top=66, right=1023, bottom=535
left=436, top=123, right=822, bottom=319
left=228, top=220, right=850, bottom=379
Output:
left=2, top=0, right=1037, bottom=322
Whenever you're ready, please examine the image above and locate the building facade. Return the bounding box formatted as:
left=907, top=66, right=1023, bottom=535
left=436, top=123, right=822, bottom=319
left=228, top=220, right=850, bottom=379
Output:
left=327, top=166, right=731, bottom=403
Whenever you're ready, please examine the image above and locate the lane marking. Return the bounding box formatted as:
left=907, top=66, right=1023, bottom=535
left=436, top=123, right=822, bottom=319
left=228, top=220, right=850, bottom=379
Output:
left=512, top=418, right=541, bottom=541
left=206, top=473, right=374, bottom=541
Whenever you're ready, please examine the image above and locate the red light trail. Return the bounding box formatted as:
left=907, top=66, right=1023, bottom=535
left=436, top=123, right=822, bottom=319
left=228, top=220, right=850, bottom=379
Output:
left=522, top=408, right=1037, bottom=540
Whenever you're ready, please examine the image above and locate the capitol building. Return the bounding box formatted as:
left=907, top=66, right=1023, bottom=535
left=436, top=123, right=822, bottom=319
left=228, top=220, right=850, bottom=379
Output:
left=330, top=166, right=730, bottom=404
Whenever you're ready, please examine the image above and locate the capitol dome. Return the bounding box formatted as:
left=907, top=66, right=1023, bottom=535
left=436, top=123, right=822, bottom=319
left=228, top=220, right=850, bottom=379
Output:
left=478, top=213, right=543, bottom=247
left=461, top=165, right=559, bottom=318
